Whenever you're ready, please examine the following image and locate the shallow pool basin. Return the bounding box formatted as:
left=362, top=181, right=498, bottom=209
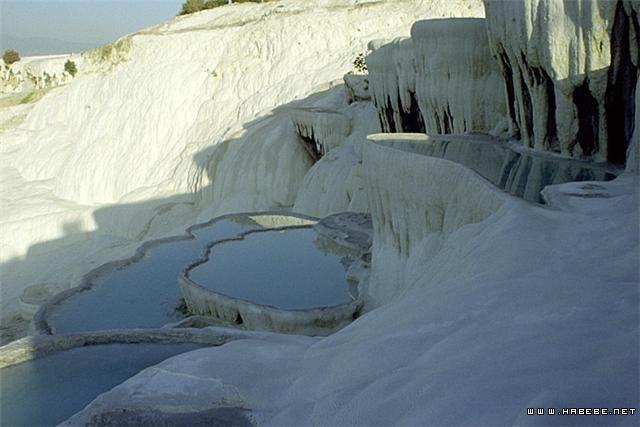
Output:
left=41, top=214, right=315, bottom=335
left=0, top=342, right=204, bottom=426
left=180, top=227, right=363, bottom=335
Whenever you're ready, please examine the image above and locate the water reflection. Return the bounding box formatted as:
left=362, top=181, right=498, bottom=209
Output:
left=0, top=343, right=203, bottom=426
left=48, top=219, right=253, bottom=333
left=190, top=228, right=356, bottom=310
left=375, top=136, right=620, bottom=203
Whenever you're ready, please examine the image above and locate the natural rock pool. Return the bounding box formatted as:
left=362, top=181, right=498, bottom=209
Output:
left=179, top=222, right=365, bottom=335
left=44, top=219, right=252, bottom=334
left=189, top=227, right=357, bottom=310
left=40, top=214, right=315, bottom=335
left=0, top=343, right=203, bottom=426
left=370, top=133, right=621, bottom=203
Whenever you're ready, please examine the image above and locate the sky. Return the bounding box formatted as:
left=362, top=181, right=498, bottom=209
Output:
left=1, top=0, right=184, bottom=55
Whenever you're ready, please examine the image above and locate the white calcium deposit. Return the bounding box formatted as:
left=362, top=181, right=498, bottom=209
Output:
left=363, top=134, right=507, bottom=305
left=64, top=171, right=639, bottom=425
left=411, top=18, right=507, bottom=134
left=366, top=18, right=506, bottom=134
left=484, top=0, right=639, bottom=162
left=0, top=0, right=484, bottom=317
left=1, top=0, right=638, bottom=425
left=366, top=37, right=419, bottom=132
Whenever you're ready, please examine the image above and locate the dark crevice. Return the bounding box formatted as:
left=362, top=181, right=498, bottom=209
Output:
left=517, top=63, right=534, bottom=146
left=495, top=46, right=521, bottom=139
left=377, top=111, right=388, bottom=132
left=519, top=53, right=560, bottom=150
left=295, top=130, right=323, bottom=163
left=398, top=91, right=426, bottom=133
left=442, top=107, right=451, bottom=133
left=433, top=110, right=442, bottom=134
left=540, top=67, right=559, bottom=152
left=605, top=1, right=638, bottom=164
left=573, top=82, right=599, bottom=158
left=235, top=313, right=243, bottom=325
left=446, top=105, right=454, bottom=133
left=382, top=98, right=397, bottom=133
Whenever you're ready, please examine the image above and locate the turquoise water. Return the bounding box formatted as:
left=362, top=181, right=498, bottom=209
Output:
left=0, top=343, right=203, bottom=426
left=190, top=228, right=356, bottom=310
left=48, top=219, right=252, bottom=333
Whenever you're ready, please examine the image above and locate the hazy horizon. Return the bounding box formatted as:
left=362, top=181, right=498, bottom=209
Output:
left=1, top=0, right=183, bottom=56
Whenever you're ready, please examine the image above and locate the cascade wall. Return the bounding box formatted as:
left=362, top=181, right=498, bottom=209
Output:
left=366, top=38, right=425, bottom=133
left=363, top=134, right=506, bottom=305
left=290, top=107, right=352, bottom=161
left=366, top=18, right=506, bottom=135
left=411, top=18, right=507, bottom=135
left=483, top=0, right=639, bottom=164
left=293, top=101, right=379, bottom=217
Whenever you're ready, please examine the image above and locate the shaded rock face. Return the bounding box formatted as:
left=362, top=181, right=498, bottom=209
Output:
left=343, top=74, right=371, bottom=104
left=484, top=0, right=639, bottom=165
left=290, top=108, right=352, bottom=163
left=363, top=134, right=506, bottom=305
left=366, top=38, right=426, bottom=133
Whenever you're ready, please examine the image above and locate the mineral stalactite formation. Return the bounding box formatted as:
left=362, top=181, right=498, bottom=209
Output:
left=366, top=18, right=506, bottom=135
left=484, top=0, right=640, bottom=164
left=290, top=108, right=352, bottom=162
left=366, top=38, right=426, bottom=133
left=411, top=18, right=506, bottom=135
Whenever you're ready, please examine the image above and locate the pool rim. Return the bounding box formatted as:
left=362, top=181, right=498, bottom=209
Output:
left=0, top=327, right=235, bottom=369
left=32, top=211, right=318, bottom=336
left=180, top=225, right=365, bottom=336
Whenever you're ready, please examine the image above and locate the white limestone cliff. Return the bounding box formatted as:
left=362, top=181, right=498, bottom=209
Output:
left=483, top=0, right=639, bottom=164
left=293, top=97, right=378, bottom=217
left=290, top=106, right=352, bottom=159
left=411, top=18, right=506, bottom=135
left=366, top=18, right=506, bottom=135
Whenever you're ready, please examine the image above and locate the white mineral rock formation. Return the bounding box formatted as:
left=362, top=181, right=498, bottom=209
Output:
left=343, top=73, right=370, bottom=103
left=483, top=0, right=639, bottom=163
left=1, top=1, right=636, bottom=425
left=363, top=134, right=506, bottom=305
left=366, top=37, right=424, bottom=132
left=411, top=18, right=506, bottom=134
left=0, top=0, right=484, bottom=317
left=293, top=99, right=378, bottom=217
left=290, top=107, right=352, bottom=159
left=366, top=18, right=506, bottom=134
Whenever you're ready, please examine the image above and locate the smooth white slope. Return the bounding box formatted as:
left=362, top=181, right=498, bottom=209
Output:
left=65, top=172, right=639, bottom=426
left=0, top=0, right=485, bottom=317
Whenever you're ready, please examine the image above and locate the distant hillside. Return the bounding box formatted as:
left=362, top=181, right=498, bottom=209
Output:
left=0, top=34, right=95, bottom=55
